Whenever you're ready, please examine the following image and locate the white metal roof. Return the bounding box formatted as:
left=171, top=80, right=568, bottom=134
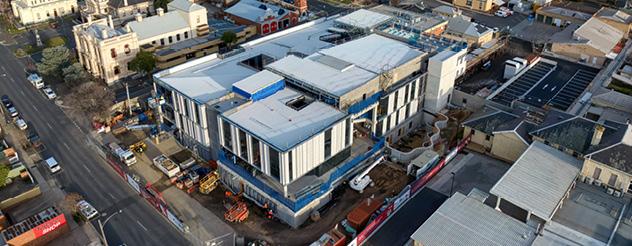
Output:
left=574, top=17, right=624, bottom=54
left=267, top=54, right=377, bottom=97
left=224, top=0, right=288, bottom=23
left=168, top=0, right=205, bottom=12
left=334, top=9, right=392, bottom=30
left=128, top=11, right=191, bottom=41
left=317, top=34, right=423, bottom=74
left=411, top=192, right=537, bottom=246
left=153, top=18, right=335, bottom=104
left=490, top=141, right=581, bottom=221
left=223, top=89, right=346, bottom=151
left=233, top=70, right=284, bottom=95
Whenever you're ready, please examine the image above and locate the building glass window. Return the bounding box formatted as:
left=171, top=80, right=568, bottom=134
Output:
left=222, top=120, right=232, bottom=149
left=176, top=34, right=181, bottom=41
left=269, top=148, right=280, bottom=181
left=324, top=128, right=332, bottom=158
left=113, top=66, right=120, bottom=75
left=124, top=44, right=130, bottom=54
left=466, top=0, right=472, bottom=6
left=168, top=36, right=173, bottom=43
left=608, top=174, right=618, bottom=187
left=485, top=134, right=491, bottom=141
left=160, top=38, right=165, bottom=46
left=288, top=151, right=293, bottom=181
left=251, top=137, right=261, bottom=168
left=593, top=167, right=602, bottom=179
left=345, top=118, right=351, bottom=146
left=393, top=91, right=399, bottom=112
left=239, top=129, right=247, bottom=160
left=110, top=48, right=116, bottom=58
left=184, top=31, right=189, bottom=39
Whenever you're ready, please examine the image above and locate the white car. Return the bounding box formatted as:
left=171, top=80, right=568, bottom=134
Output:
left=45, top=157, right=61, bottom=173
left=15, top=118, right=27, bottom=130
left=77, top=200, right=99, bottom=220
left=42, top=87, right=57, bottom=100
left=28, top=73, right=44, bottom=89
left=495, top=10, right=509, bottom=17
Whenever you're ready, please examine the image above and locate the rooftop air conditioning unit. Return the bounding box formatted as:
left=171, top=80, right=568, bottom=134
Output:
left=577, top=175, right=585, bottom=182
left=614, top=190, right=622, bottom=198
left=584, top=177, right=593, bottom=184
left=593, top=179, right=602, bottom=187
left=607, top=187, right=614, bottom=195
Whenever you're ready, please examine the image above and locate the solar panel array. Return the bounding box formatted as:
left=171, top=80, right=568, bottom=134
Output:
left=547, top=69, right=597, bottom=110
left=492, top=62, right=556, bottom=106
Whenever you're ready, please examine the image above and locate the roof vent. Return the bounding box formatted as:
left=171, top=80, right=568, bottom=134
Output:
left=258, top=4, right=267, bottom=10
left=286, top=96, right=313, bottom=111
left=278, top=9, right=285, bottom=15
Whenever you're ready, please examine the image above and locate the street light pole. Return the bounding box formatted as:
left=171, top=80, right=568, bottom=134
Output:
left=450, top=172, right=456, bottom=196
left=98, top=210, right=123, bottom=246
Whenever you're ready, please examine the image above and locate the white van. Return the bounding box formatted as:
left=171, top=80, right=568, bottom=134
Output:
left=28, top=73, right=44, bottom=89
left=45, top=157, right=61, bottom=173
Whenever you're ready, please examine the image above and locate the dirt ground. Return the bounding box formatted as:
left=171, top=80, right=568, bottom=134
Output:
left=191, top=162, right=410, bottom=245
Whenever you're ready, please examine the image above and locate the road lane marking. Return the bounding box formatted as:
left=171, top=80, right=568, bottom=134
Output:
left=82, top=164, right=92, bottom=174
left=46, top=122, right=53, bottom=130
left=108, top=193, right=116, bottom=199
left=31, top=104, right=40, bottom=113
left=63, top=142, right=71, bottom=151
left=136, top=220, right=149, bottom=232
left=19, top=90, right=25, bottom=96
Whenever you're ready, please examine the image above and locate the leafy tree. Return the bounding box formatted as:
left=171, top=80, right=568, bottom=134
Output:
left=67, top=82, right=115, bottom=120
left=37, top=46, right=70, bottom=80
left=221, top=31, right=238, bottom=48
left=0, top=165, right=9, bottom=187
left=128, top=51, right=156, bottom=76
left=154, top=0, right=172, bottom=12
left=63, top=63, right=89, bottom=86
left=60, top=193, right=83, bottom=214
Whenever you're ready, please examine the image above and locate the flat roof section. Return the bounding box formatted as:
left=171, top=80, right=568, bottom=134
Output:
left=267, top=55, right=377, bottom=97
left=365, top=188, right=447, bottom=246
left=317, top=34, right=424, bottom=74
left=223, top=89, right=346, bottom=151
left=334, top=9, right=393, bottom=30
left=153, top=18, right=336, bottom=104
left=490, top=141, right=582, bottom=221
left=410, top=191, right=537, bottom=246
left=232, top=70, right=284, bottom=96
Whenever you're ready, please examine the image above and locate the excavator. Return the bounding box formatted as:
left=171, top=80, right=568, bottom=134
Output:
left=224, top=183, right=249, bottom=223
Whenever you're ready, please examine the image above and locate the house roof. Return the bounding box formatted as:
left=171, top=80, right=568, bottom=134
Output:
left=127, top=11, right=191, bottom=41
left=334, top=9, right=392, bottom=30
left=410, top=191, right=537, bottom=246
left=222, top=89, right=346, bottom=151
left=591, top=90, right=632, bottom=114
left=574, top=17, right=624, bottom=54
left=433, top=5, right=459, bottom=16
left=447, top=16, right=492, bottom=38
left=536, top=6, right=592, bottom=21
left=108, top=0, right=149, bottom=8
left=490, top=142, right=582, bottom=221
left=463, top=111, right=520, bottom=134
left=85, top=23, right=126, bottom=40
left=224, top=0, right=290, bottom=23
left=168, top=0, right=205, bottom=12
left=595, top=7, right=632, bottom=24
left=529, top=117, right=620, bottom=155
left=587, top=124, right=632, bottom=174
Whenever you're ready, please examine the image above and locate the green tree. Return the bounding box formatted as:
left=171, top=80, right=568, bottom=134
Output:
left=46, top=36, right=66, bottom=48
left=221, top=31, right=238, bottom=49
left=37, top=46, right=70, bottom=80
left=128, top=51, right=156, bottom=76
left=0, top=165, right=9, bottom=187
left=154, top=0, right=172, bottom=12
left=63, top=63, right=89, bottom=86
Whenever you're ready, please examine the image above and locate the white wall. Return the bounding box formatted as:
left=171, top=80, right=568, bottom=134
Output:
left=377, top=77, right=422, bottom=135
left=424, top=48, right=467, bottom=113
left=172, top=91, right=210, bottom=146
left=12, top=0, right=77, bottom=25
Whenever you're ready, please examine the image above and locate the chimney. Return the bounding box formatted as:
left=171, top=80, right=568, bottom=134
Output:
left=135, top=13, right=143, bottom=22
left=591, top=125, right=605, bottom=146
left=125, top=24, right=131, bottom=33
left=123, top=0, right=128, bottom=6
left=87, top=15, right=92, bottom=25
left=107, top=15, right=114, bottom=29
left=157, top=8, right=164, bottom=16
left=101, top=28, right=108, bottom=39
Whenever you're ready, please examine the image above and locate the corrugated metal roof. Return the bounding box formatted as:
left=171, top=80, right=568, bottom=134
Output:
left=574, top=17, right=624, bottom=54
left=411, top=191, right=537, bottom=246
left=334, top=9, right=392, bottom=29
left=490, top=141, right=581, bottom=221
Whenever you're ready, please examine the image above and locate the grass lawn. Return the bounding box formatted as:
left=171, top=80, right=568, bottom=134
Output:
left=608, top=80, right=632, bottom=95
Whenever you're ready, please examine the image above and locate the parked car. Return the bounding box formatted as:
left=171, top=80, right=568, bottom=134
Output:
left=495, top=10, right=510, bottom=17
left=28, top=73, right=44, bottom=89
left=42, top=87, right=57, bottom=100
left=7, top=106, right=18, bottom=118
left=45, top=157, right=61, bottom=173
left=77, top=200, right=98, bottom=220
left=1, top=95, right=12, bottom=108
left=500, top=7, right=514, bottom=15
left=15, top=118, right=27, bottom=130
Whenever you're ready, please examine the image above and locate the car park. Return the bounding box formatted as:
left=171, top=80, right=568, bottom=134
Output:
left=15, top=118, right=27, bottom=130
left=44, top=157, right=61, bottom=173
left=42, top=87, right=57, bottom=100
left=77, top=200, right=98, bottom=220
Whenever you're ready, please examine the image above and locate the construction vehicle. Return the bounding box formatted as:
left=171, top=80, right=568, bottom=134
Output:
left=129, top=141, right=147, bottom=153
left=224, top=184, right=249, bottom=223
left=350, top=156, right=384, bottom=193
left=199, top=171, right=219, bottom=194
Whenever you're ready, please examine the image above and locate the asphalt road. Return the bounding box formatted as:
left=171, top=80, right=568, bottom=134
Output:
left=0, top=45, right=188, bottom=245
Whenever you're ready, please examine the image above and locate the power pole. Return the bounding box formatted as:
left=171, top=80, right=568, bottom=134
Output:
left=125, top=82, right=132, bottom=115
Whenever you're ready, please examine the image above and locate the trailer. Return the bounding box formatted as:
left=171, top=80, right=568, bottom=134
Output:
left=152, top=155, right=180, bottom=178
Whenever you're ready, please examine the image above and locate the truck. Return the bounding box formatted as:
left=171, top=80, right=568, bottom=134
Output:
left=108, top=142, right=137, bottom=166
left=0, top=139, right=19, bottom=164
left=27, top=73, right=44, bottom=89
left=152, top=155, right=180, bottom=178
